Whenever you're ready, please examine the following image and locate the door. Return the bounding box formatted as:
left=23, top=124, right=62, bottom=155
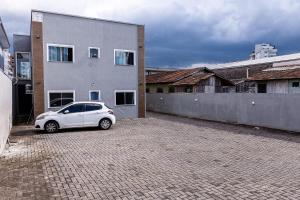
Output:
left=58, top=104, right=85, bottom=128
left=83, top=103, right=103, bottom=127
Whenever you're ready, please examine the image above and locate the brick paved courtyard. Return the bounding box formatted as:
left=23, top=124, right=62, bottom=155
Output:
left=1, top=112, right=300, bottom=200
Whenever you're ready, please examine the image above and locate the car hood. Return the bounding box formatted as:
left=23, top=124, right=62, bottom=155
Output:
left=38, top=111, right=56, bottom=117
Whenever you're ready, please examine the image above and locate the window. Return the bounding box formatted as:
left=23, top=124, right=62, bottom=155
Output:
left=257, top=83, right=267, bottom=93
left=48, top=91, right=75, bottom=108
left=114, top=50, right=135, bottom=66
left=89, top=47, right=100, bottom=58
left=156, top=88, right=163, bottom=93
left=60, top=104, right=85, bottom=114
left=16, top=52, right=31, bottom=80
left=168, top=86, right=175, bottom=93
left=146, top=88, right=150, bottom=93
left=48, top=44, right=74, bottom=62
left=292, top=82, right=299, bottom=88
left=115, top=91, right=135, bottom=106
left=85, top=103, right=102, bottom=112
left=89, top=90, right=101, bottom=101
left=184, top=86, right=193, bottom=93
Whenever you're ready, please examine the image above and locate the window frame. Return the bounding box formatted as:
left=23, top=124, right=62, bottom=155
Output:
left=114, top=49, right=136, bottom=66
left=15, top=51, right=31, bottom=80
left=114, top=90, right=136, bottom=106
left=47, top=43, right=75, bottom=63
left=88, top=47, right=100, bottom=58
left=292, top=81, right=300, bottom=88
left=47, top=90, right=76, bottom=109
left=89, top=90, right=101, bottom=101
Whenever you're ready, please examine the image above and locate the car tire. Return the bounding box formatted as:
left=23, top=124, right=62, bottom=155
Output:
left=99, top=118, right=112, bottom=130
left=44, top=121, right=59, bottom=133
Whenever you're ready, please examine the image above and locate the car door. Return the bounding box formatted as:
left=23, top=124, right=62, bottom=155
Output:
left=58, top=104, right=85, bottom=128
left=83, top=103, right=103, bottom=127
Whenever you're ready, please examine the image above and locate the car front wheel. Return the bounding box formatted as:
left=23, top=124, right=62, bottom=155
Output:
left=44, top=121, right=59, bottom=133
left=99, top=118, right=112, bottom=130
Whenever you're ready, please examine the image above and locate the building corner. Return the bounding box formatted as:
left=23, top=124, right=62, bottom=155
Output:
left=137, top=25, right=145, bottom=118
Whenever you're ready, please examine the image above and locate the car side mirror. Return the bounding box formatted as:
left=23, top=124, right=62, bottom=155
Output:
left=64, top=110, right=70, bottom=114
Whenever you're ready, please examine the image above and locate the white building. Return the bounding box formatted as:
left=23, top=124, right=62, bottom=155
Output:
left=0, top=17, right=11, bottom=78
left=250, top=43, right=278, bottom=60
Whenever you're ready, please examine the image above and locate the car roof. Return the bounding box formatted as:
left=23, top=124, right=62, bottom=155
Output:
left=72, top=101, right=104, bottom=104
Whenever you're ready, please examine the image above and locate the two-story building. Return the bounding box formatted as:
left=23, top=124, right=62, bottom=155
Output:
left=12, top=34, right=33, bottom=123
left=29, top=10, right=145, bottom=119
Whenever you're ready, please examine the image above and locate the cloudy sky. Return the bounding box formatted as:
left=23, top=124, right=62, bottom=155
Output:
left=1, top=0, right=300, bottom=67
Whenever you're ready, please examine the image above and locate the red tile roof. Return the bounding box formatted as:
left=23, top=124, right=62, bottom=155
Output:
left=146, top=68, right=199, bottom=84
left=171, top=72, right=214, bottom=86
left=248, top=67, right=300, bottom=81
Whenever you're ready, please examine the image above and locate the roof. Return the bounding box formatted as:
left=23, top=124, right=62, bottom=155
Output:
left=211, top=53, right=300, bottom=69
left=171, top=72, right=214, bottom=86
left=145, top=67, right=177, bottom=72
left=146, top=67, right=235, bottom=86
left=0, top=17, right=10, bottom=49
left=146, top=68, right=199, bottom=84
left=31, top=10, right=143, bottom=27
left=248, top=66, right=300, bottom=81
left=212, top=63, right=272, bottom=80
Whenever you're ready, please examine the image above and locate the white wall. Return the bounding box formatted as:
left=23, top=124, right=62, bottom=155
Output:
left=0, top=71, right=12, bottom=153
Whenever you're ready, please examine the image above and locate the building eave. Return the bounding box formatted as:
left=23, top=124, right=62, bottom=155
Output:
left=31, top=9, right=144, bottom=27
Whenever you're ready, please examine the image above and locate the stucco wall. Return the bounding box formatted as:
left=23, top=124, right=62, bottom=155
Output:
left=42, top=13, right=139, bottom=119
left=0, top=71, right=12, bottom=153
left=147, top=93, right=300, bottom=132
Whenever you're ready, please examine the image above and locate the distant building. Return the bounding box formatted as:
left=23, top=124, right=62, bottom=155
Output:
left=247, top=66, right=300, bottom=94
left=249, top=43, right=278, bottom=60
left=146, top=68, right=235, bottom=93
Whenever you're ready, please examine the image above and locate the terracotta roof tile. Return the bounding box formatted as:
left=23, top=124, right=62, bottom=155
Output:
left=248, top=67, right=300, bottom=81
left=171, top=72, right=214, bottom=86
left=146, top=68, right=199, bottom=84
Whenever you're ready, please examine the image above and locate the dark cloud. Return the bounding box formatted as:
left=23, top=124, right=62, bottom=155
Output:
left=2, top=0, right=300, bottom=68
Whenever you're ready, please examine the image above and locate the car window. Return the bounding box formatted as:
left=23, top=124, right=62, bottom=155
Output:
left=85, top=104, right=102, bottom=112
left=60, top=104, right=85, bottom=114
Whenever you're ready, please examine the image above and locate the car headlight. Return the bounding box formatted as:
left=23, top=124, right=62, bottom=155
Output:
left=36, top=115, right=46, bottom=120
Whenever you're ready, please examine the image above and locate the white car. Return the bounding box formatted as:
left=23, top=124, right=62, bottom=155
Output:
left=35, top=102, right=116, bottom=133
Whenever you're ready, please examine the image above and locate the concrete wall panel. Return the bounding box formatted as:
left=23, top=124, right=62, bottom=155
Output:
left=147, top=93, right=300, bottom=132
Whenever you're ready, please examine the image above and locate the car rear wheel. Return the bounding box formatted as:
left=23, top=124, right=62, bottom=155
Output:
left=99, top=118, right=112, bottom=130
left=44, top=121, right=59, bottom=133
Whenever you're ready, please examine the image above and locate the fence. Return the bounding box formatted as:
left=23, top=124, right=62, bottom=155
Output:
left=0, top=71, right=12, bottom=154
left=146, top=93, right=300, bottom=132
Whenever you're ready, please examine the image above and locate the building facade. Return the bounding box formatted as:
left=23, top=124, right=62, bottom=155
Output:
left=12, top=34, right=33, bottom=123
left=249, top=43, right=278, bottom=60
left=247, top=67, right=300, bottom=94
left=146, top=68, right=234, bottom=93
left=31, top=10, right=145, bottom=119
left=0, top=17, right=11, bottom=77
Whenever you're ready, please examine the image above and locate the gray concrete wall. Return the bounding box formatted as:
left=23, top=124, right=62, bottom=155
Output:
left=147, top=93, right=300, bottom=132
left=42, top=12, right=139, bottom=119
left=0, top=71, right=12, bottom=153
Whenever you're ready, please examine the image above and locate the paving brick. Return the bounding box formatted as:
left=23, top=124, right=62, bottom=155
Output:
left=0, top=112, right=300, bottom=199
